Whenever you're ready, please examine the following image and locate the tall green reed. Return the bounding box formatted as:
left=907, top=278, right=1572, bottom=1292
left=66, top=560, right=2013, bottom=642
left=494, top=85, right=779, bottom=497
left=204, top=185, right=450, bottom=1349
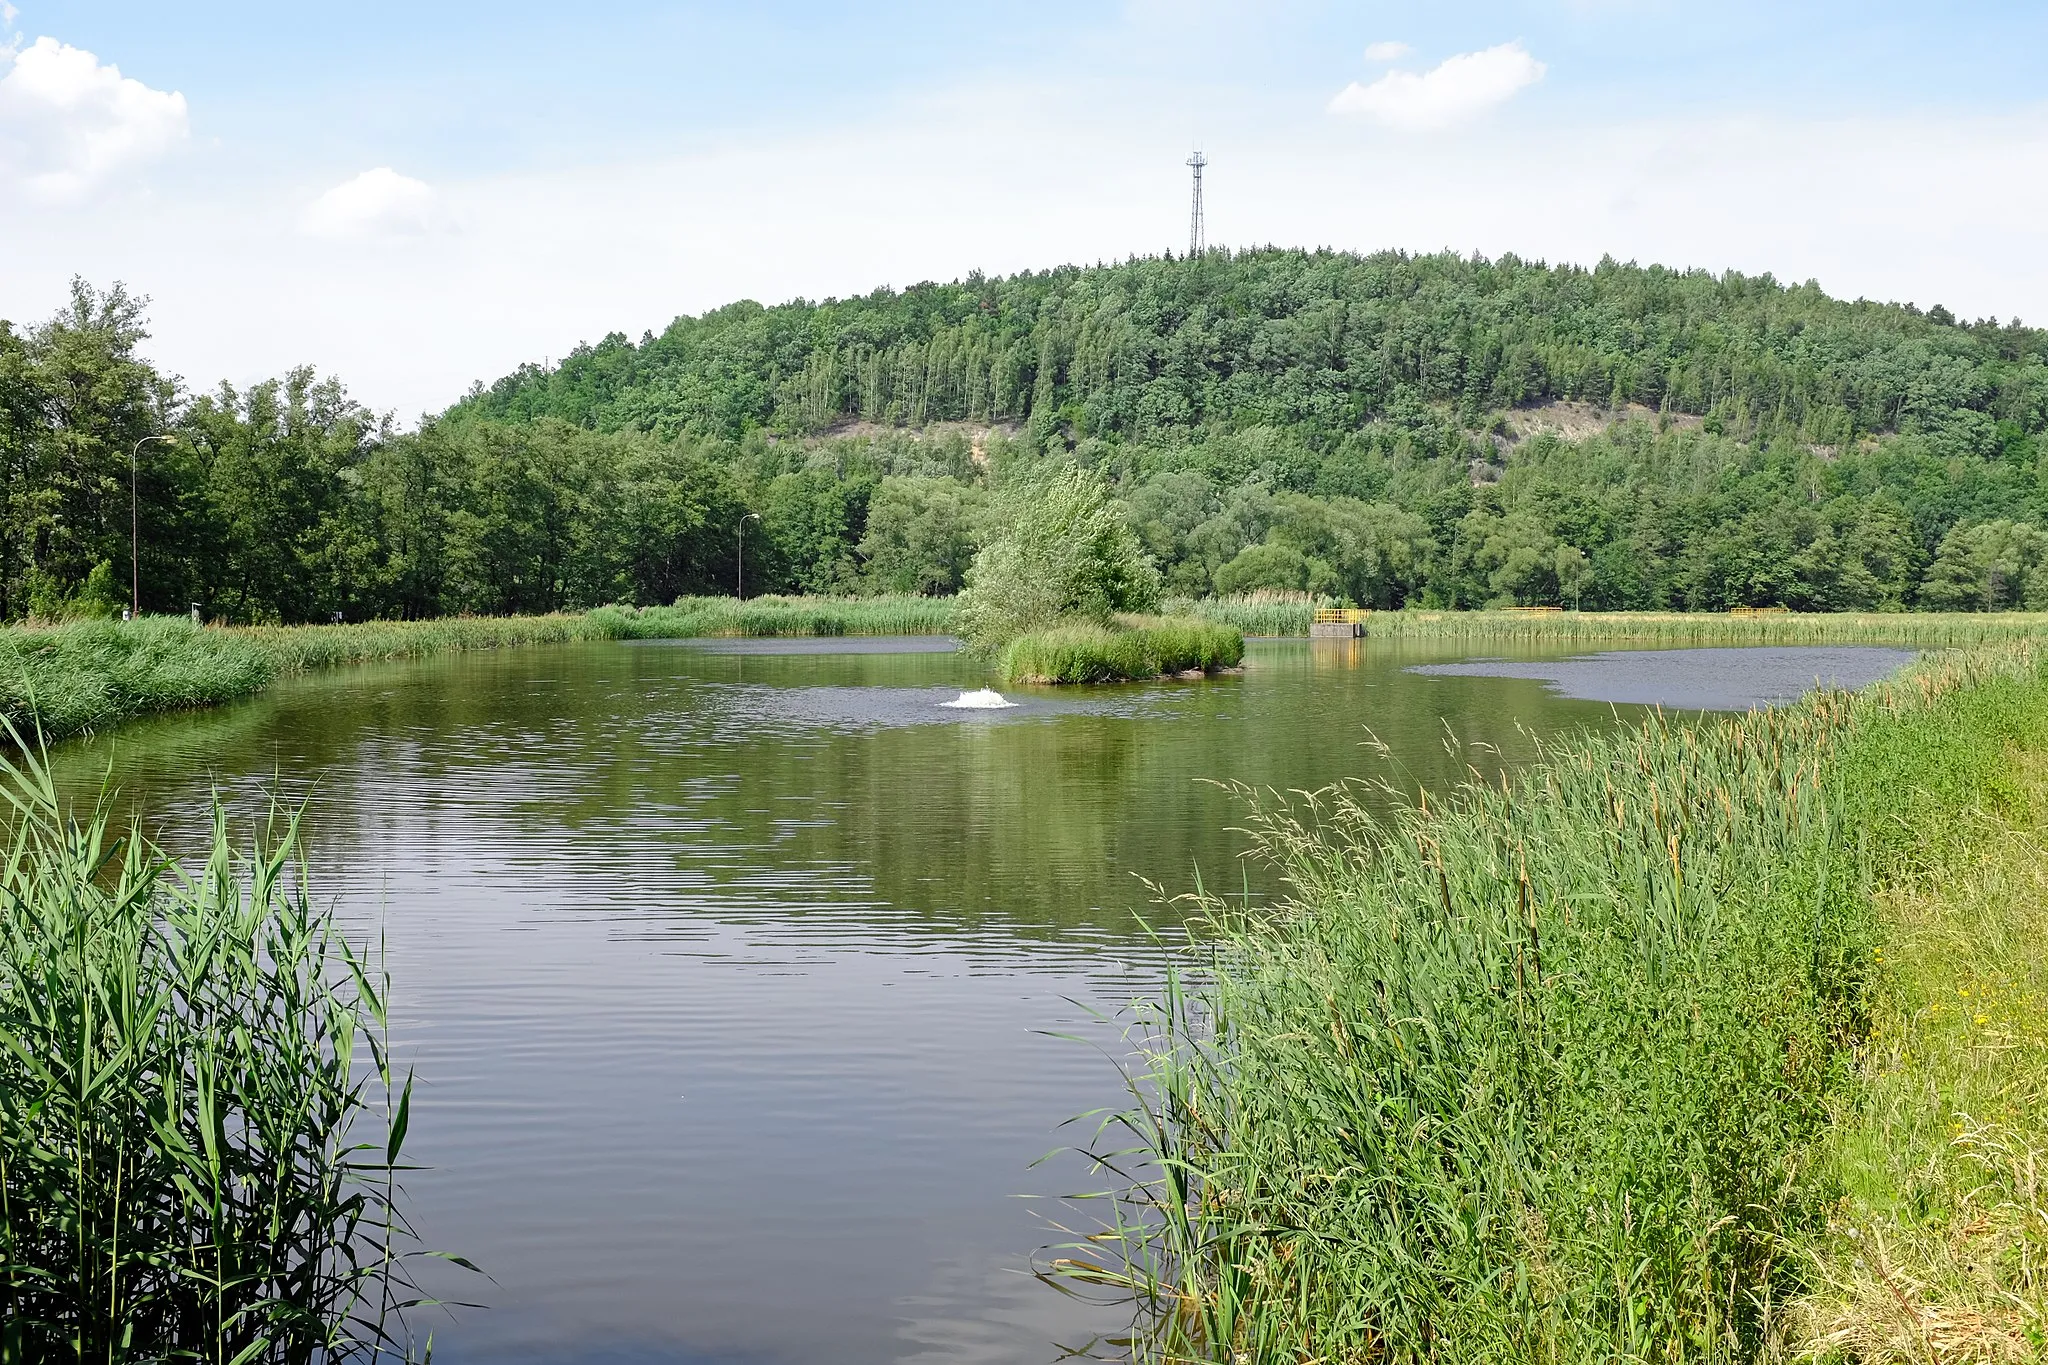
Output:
left=1165, top=603, right=2048, bottom=646
left=0, top=728, right=448, bottom=1362
left=1359, top=610, right=2048, bottom=648
left=593, top=594, right=958, bottom=639
left=1058, top=676, right=1984, bottom=1361
left=1162, top=593, right=1328, bottom=637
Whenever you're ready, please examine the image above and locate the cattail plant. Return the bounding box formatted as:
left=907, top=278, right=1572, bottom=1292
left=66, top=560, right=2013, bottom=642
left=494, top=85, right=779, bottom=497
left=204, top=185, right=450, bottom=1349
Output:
left=1057, top=644, right=2048, bottom=1363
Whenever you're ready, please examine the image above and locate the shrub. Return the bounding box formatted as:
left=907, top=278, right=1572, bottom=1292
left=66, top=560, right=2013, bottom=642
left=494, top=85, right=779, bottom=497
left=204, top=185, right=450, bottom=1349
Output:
left=957, top=467, right=1160, bottom=650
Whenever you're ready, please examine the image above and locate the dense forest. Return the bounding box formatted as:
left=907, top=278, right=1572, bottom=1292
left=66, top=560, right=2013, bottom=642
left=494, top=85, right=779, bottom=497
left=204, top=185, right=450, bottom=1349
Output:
left=5, top=248, right=2047, bottom=623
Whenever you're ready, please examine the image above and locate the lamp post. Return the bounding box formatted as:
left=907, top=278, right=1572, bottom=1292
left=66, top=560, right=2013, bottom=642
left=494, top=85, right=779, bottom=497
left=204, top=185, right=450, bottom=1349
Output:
left=131, top=435, right=176, bottom=618
left=738, top=512, right=760, bottom=600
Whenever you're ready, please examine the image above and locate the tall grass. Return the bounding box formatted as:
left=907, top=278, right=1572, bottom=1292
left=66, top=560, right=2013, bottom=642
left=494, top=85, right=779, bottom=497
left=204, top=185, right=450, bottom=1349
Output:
left=1163, top=592, right=1328, bottom=637
left=0, top=733, right=442, bottom=1361
left=1001, top=617, right=1244, bottom=684
left=591, top=594, right=957, bottom=639
left=0, top=616, right=278, bottom=742
left=1168, top=604, right=2048, bottom=646
left=1060, top=643, right=2048, bottom=1363
left=1357, top=609, right=2048, bottom=648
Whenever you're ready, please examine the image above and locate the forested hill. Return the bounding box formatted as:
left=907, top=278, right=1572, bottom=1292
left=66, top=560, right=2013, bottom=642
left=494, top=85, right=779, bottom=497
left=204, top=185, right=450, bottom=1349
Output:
left=458, top=249, right=2047, bottom=456
left=6, top=252, right=2048, bottom=626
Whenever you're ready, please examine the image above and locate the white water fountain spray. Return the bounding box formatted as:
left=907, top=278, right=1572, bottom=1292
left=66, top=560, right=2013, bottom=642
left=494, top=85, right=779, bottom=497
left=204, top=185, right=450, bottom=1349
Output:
left=940, top=688, right=1017, bottom=709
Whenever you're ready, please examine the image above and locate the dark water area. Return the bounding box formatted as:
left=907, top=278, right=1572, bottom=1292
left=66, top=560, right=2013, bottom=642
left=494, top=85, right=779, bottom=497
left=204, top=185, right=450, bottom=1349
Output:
left=47, top=636, right=1914, bottom=1365
left=1407, top=645, right=1919, bottom=710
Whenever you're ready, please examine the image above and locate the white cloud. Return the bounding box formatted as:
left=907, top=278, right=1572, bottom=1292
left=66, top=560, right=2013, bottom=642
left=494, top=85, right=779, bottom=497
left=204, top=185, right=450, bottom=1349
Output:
left=0, top=36, right=187, bottom=200
left=1329, top=41, right=1544, bottom=130
left=1362, top=41, right=1411, bottom=63
left=300, top=167, right=438, bottom=240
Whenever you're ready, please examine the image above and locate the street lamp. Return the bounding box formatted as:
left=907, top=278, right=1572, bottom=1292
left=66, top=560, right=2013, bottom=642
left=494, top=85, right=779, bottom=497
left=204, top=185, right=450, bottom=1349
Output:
left=737, top=512, right=761, bottom=600
left=131, top=435, right=176, bottom=618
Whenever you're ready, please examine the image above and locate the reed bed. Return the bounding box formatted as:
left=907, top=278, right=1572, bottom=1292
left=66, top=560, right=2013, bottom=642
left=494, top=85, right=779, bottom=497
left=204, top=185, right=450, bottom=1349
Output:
left=591, top=594, right=957, bottom=639
left=1164, top=592, right=1331, bottom=638
left=1001, top=617, right=1245, bottom=684
left=1060, top=641, right=2048, bottom=1364
left=1170, top=604, right=2048, bottom=647
left=1361, top=610, right=2048, bottom=649
left=0, top=736, right=438, bottom=1361
left=0, top=615, right=278, bottom=742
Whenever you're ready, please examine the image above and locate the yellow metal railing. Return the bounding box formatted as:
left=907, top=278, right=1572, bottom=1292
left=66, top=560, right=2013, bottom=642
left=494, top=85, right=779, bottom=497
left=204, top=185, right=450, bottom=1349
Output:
left=1312, top=608, right=1372, bottom=624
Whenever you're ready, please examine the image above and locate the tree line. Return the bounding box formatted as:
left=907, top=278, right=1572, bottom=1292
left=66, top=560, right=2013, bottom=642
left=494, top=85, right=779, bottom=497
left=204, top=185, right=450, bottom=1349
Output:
left=3, top=253, right=2046, bottom=624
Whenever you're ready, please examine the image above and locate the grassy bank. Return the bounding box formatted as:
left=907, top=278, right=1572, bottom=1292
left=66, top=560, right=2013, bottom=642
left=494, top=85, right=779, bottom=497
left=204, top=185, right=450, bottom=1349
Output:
left=1, top=595, right=956, bottom=741
left=1065, top=642, right=2048, bottom=1363
left=1000, top=616, right=1244, bottom=684
left=1790, top=675, right=2048, bottom=1360
left=0, top=742, right=435, bottom=1357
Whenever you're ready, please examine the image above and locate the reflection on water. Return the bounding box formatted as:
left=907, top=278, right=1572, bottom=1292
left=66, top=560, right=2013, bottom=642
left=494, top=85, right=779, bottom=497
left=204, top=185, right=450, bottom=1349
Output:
left=46, top=637, right=1911, bottom=1365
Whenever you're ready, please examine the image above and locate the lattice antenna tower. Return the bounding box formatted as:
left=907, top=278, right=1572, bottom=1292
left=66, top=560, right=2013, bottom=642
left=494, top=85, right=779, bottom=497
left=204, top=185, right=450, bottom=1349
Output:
left=1186, top=149, right=1207, bottom=257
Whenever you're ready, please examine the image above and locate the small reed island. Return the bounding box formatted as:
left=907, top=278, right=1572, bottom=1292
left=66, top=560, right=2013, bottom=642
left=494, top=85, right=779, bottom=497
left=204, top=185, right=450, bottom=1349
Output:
left=955, top=466, right=1244, bottom=684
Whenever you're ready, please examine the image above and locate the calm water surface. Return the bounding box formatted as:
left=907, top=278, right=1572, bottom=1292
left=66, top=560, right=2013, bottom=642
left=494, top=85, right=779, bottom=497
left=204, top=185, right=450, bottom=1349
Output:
left=51, top=636, right=1913, bottom=1364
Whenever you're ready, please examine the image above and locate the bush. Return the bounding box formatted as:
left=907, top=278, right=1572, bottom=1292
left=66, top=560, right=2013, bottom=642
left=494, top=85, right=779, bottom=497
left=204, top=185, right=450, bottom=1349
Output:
left=957, top=467, right=1160, bottom=650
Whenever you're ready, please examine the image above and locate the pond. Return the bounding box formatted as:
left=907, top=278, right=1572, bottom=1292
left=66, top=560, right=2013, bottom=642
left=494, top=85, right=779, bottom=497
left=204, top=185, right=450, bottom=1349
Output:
left=49, top=636, right=1914, bottom=1365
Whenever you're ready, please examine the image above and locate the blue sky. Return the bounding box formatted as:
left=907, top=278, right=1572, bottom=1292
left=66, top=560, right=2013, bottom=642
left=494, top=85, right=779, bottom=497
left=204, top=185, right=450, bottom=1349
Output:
left=4, top=2, right=2047, bottom=416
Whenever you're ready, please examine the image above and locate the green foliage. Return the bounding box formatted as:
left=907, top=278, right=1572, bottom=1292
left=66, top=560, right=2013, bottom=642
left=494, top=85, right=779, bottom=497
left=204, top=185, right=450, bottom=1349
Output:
left=1161, top=591, right=1328, bottom=636
left=1360, top=609, right=2048, bottom=647
left=456, top=250, right=2048, bottom=459
left=998, top=616, right=1243, bottom=683
left=956, top=466, right=1159, bottom=649
left=0, top=281, right=174, bottom=624
left=8, top=256, right=2048, bottom=622
left=1918, top=518, right=2048, bottom=611
left=857, top=476, right=986, bottom=595
left=1787, top=661, right=2048, bottom=1357
left=0, top=743, right=435, bottom=1360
